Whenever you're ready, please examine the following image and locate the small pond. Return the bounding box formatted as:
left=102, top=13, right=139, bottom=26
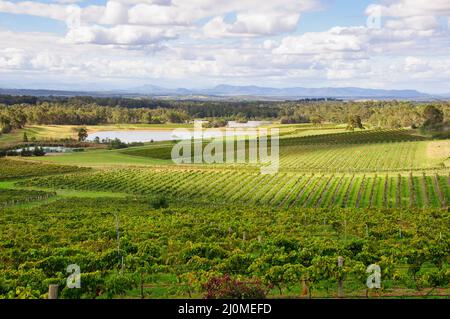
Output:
left=11, top=146, right=79, bottom=153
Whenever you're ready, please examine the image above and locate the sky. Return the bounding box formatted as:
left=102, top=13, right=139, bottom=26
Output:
left=0, top=0, right=449, bottom=93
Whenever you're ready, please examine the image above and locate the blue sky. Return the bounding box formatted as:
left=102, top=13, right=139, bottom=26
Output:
left=0, top=0, right=449, bottom=93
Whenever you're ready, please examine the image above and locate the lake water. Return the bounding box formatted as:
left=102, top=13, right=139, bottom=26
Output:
left=87, top=122, right=270, bottom=143
left=88, top=131, right=178, bottom=143
left=87, top=130, right=200, bottom=143
left=87, top=130, right=250, bottom=143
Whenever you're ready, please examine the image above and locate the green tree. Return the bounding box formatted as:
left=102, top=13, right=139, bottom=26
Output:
left=0, top=117, right=12, bottom=134
left=422, top=105, right=444, bottom=130
left=347, top=115, right=365, bottom=131
left=75, top=127, right=88, bottom=142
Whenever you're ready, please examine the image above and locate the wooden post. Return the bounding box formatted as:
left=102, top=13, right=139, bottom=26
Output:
left=337, top=256, right=344, bottom=298
left=48, top=284, right=59, bottom=299
left=115, top=212, right=120, bottom=254
left=140, top=272, right=144, bottom=299
left=301, top=278, right=309, bottom=296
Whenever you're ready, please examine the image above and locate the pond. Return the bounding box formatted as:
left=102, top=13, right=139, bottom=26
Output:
left=11, top=146, right=80, bottom=153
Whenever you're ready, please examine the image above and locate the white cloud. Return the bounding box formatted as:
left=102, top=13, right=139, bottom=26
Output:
left=385, top=16, right=439, bottom=30
left=204, top=13, right=300, bottom=37
left=0, top=0, right=71, bottom=21
left=65, top=25, right=176, bottom=45
left=55, top=0, right=83, bottom=4
left=274, top=27, right=367, bottom=55
left=0, top=48, right=30, bottom=69
left=100, top=1, right=129, bottom=25
left=404, top=56, right=430, bottom=72
left=366, top=0, right=450, bottom=18
left=366, top=0, right=450, bottom=35
left=0, top=0, right=320, bottom=37
left=127, top=3, right=192, bottom=26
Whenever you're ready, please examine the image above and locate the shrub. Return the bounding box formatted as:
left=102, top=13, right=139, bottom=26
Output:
left=6, top=150, right=18, bottom=156
left=33, top=147, right=46, bottom=156
left=203, top=275, right=266, bottom=299
left=20, top=148, right=33, bottom=157
left=107, top=138, right=128, bottom=150
left=149, top=195, right=169, bottom=209
left=104, top=273, right=137, bottom=298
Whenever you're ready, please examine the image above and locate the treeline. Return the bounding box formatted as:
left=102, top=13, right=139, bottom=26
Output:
left=0, top=96, right=449, bottom=133
left=279, top=100, right=450, bottom=129
left=0, top=95, right=279, bottom=118
left=0, top=103, right=190, bottom=130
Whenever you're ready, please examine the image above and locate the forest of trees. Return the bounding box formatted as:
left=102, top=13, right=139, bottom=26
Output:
left=0, top=96, right=449, bottom=135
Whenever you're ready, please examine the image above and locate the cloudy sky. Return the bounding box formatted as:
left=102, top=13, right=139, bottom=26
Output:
left=0, top=0, right=449, bottom=93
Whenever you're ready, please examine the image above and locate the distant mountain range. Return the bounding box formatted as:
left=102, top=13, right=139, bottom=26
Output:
left=1, top=85, right=448, bottom=100
left=129, top=84, right=431, bottom=99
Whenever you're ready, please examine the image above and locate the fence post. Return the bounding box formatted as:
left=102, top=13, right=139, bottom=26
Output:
left=48, top=284, right=59, bottom=299
left=301, top=278, right=309, bottom=296
left=140, top=272, right=144, bottom=299
left=337, top=256, right=344, bottom=298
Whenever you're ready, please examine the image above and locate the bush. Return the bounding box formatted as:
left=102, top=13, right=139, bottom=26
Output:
left=107, top=138, right=128, bottom=150
left=33, top=147, right=46, bottom=156
left=106, top=139, right=144, bottom=149
left=103, top=273, right=137, bottom=298
left=204, top=119, right=228, bottom=128
left=280, top=115, right=309, bottom=124
left=431, top=130, right=450, bottom=140
left=6, top=150, right=18, bottom=156
left=149, top=195, right=169, bottom=209
left=20, top=148, right=33, bottom=157
left=203, top=275, right=266, bottom=299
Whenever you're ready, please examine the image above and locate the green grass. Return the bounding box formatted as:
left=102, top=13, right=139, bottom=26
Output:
left=21, top=148, right=173, bottom=167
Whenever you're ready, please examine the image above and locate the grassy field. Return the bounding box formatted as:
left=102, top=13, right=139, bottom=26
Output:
left=24, top=128, right=448, bottom=171
left=22, top=148, right=172, bottom=166
left=0, top=124, right=448, bottom=299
